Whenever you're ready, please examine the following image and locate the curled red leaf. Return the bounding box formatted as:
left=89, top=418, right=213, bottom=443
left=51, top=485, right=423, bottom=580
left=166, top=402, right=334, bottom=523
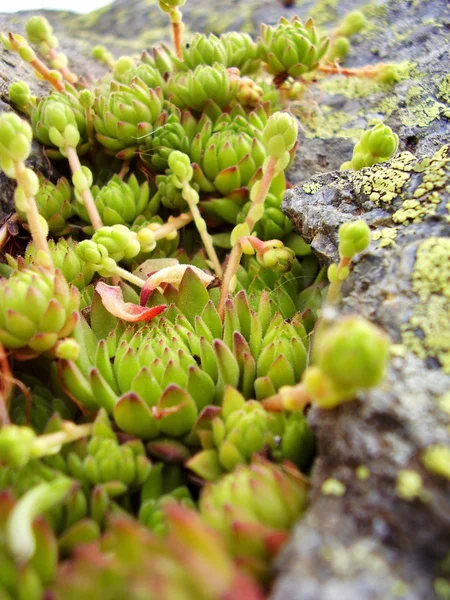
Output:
left=96, top=282, right=166, bottom=323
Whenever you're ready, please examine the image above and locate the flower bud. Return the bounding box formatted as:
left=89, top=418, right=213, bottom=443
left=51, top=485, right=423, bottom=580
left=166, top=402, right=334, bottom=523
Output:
left=9, top=81, right=33, bottom=110
left=344, top=123, right=398, bottom=170
left=263, top=112, right=298, bottom=158
left=338, top=219, right=371, bottom=258
left=55, top=338, right=80, bottom=360
left=0, top=112, right=33, bottom=163
left=93, top=224, right=140, bottom=262
left=314, top=316, right=390, bottom=393
left=337, top=11, right=366, bottom=37
left=79, top=89, right=94, bottom=109
left=169, top=151, right=193, bottom=181
left=0, top=425, right=36, bottom=467
left=25, top=16, right=54, bottom=45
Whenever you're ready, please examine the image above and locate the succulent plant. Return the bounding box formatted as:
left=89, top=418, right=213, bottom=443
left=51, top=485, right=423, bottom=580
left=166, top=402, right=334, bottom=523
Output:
left=190, top=118, right=266, bottom=198
left=93, top=79, right=165, bottom=156
left=75, top=174, right=156, bottom=226
left=140, top=116, right=194, bottom=171
left=187, top=386, right=313, bottom=481
left=172, top=33, right=228, bottom=71
left=10, top=373, right=76, bottom=433
left=30, top=92, right=86, bottom=156
left=113, top=57, right=166, bottom=90
left=25, top=238, right=94, bottom=291
left=221, top=32, right=260, bottom=76
left=139, top=486, right=195, bottom=534
left=49, top=509, right=264, bottom=599
left=0, top=266, right=79, bottom=356
left=199, top=458, right=308, bottom=578
left=20, top=175, right=73, bottom=236
left=65, top=411, right=151, bottom=490
left=59, top=269, right=308, bottom=437
left=258, top=17, right=329, bottom=80
left=168, top=64, right=238, bottom=113
left=0, top=491, right=60, bottom=600
left=340, top=123, right=399, bottom=170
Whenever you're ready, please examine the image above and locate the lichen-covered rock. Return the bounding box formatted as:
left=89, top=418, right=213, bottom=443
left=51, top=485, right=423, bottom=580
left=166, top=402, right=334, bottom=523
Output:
left=276, top=145, right=450, bottom=598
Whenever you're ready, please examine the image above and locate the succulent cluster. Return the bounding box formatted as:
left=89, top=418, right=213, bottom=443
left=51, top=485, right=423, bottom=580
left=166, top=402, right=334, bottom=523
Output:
left=0, top=5, right=395, bottom=598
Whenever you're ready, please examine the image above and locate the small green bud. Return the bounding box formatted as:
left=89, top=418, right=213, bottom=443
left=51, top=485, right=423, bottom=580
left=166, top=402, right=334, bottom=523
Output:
left=18, top=43, right=36, bottom=63
left=79, top=89, right=95, bottom=109
left=327, top=37, right=350, bottom=62
left=338, top=11, right=366, bottom=37
left=93, top=224, right=140, bottom=262
left=169, top=151, right=193, bottom=181
left=374, top=63, right=400, bottom=84
left=136, top=228, right=156, bottom=253
left=314, top=316, right=390, bottom=393
left=263, top=112, right=299, bottom=158
left=0, top=112, right=33, bottom=163
left=92, top=45, right=114, bottom=66
left=114, top=56, right=134, bottom=77
left=338, top=220, right=371, bottom=258
left=9, top=81, right=32, bottom=110
left=64, top=123, right=81, bottom=148
left=55, top=338, right=80, bottom=360
left=0, top=425, right=36, bottom=467
left=25, top=16, right=54, bottom=45
left=73, top=166, right=93, bottom=194
left=344, top=123, right=399, bottom=170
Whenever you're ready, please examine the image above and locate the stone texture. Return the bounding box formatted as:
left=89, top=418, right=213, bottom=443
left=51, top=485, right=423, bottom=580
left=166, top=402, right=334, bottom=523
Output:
left=274, top=147, right=450, bottom=598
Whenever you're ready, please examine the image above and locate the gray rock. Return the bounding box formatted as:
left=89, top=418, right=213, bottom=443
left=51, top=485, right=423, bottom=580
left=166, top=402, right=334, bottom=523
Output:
left=275, top=117, right=450, bottom=600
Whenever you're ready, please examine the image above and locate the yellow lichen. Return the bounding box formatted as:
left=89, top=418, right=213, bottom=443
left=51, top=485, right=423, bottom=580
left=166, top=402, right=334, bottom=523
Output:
left=396, top=469, right=423, bottom=501
left=401, top=85, right=446, bottom=128
left=372, top=227, right=397, bottom=248
left=402, top=237, right=450, bottom=373
left=350, top=151, right=415, bottom=205
left=302, top=181, right=322, bottom=194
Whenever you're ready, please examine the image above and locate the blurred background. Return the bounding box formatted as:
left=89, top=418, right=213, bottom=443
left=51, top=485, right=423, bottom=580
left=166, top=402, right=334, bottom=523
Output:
left=2, top=1, right=110, bottom=12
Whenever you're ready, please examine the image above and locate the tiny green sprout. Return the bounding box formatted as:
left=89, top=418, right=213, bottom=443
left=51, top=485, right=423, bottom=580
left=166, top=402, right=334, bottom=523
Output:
left=263, top=111, right=299, bottom=160
left=336, top=11, right=366, bottom=37
left=374, top=63, right=402, bottom=85
left=326, top=37, right=350, bottom=62
left=421, top=445, right=450, bottom=479
left=92, top=44, right=115, bottom=67
left=79, top=89, right=94, bottom=109
left=327, top=219, right=371, bottom=304
left=338, top=220, right=371, bottom=258
left=313, top=315, right=390, bottom=393
left=75, top=239, right=143, bottom=287
left=25, top=16, right=55, bottom=48
left=341, top=123, right=399, bottom=170
left=8, top=80, right=36, bottom=113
